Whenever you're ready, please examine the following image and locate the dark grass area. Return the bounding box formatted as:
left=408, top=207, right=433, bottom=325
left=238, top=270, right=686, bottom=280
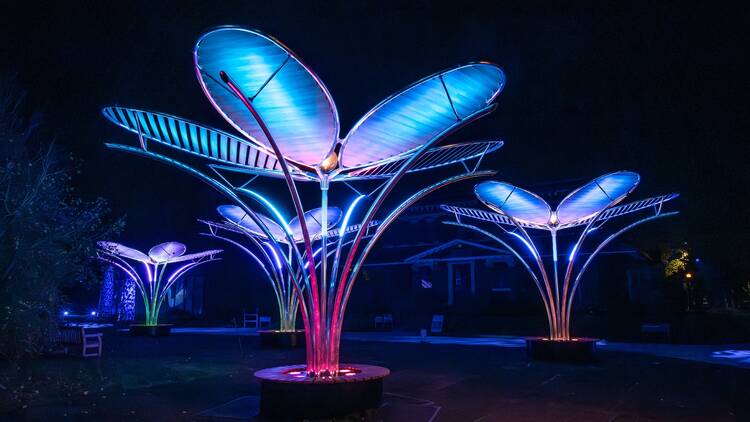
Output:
left=1, top=332, right=748, bottom=421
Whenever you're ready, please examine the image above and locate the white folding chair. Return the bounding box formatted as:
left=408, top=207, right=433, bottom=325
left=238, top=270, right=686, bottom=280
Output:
left=243, top=308, right=259, bottom=329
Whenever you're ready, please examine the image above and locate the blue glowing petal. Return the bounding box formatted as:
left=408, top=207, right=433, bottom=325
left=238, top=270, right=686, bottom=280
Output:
left=475, top=181, right=552, bottom=227
left=194, top=27, right=339, bottom=167
left=341, top=63, right=505, bottom=168
left=101, top=107, right=299, bottom=177
left=556, top=171, right=640, bottom=226
left=288, top=207, right=343, bottom=242
left=217, top=205, right=287, bottom=241
left=148, top=242, right=187, bottom=262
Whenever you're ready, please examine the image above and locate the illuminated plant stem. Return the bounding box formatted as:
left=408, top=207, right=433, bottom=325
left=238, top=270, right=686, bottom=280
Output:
left=564, top=211, right=677, bottom=339
left=220, top=72, right=323, bottom=373
left=330, top=171, right=495, bottom=367
left=551, top=229, right=560, bottom=338
left=319, top=180, right=330, bottom=369
left=330, top=107, right=495, bottom=369
left=442, top=221, right=555, bottom=339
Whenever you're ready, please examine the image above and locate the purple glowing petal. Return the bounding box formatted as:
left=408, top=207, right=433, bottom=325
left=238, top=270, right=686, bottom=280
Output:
left=148, top=241, right=187, bottom=262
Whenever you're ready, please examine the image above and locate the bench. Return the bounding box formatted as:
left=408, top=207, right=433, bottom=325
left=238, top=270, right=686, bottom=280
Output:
left=54, top=326, right=103, bottom=357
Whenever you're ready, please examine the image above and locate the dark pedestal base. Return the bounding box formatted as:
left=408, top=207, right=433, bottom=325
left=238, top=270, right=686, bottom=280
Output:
left=255, top=364, right=389, bottom=419
left=258, top=330, right=305, bottom=348
left=129, top=324, right=172, bottom=337
left=526, top=337, right=597, bottom=363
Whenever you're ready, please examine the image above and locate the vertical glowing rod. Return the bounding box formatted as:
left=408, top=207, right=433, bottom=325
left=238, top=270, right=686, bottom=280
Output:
left=220, top=71, right=321, bottom=373
left=319, top=180, right=329, bottom=370
left=551, top=229, right=560, bottom=338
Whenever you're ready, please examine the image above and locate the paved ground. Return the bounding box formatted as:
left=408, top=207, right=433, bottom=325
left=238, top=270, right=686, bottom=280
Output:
left=2, top=330, right=749, bottom=421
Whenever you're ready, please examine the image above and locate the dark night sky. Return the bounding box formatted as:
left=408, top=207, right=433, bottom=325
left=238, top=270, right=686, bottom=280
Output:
left=2, top=1, right=749, bottom=280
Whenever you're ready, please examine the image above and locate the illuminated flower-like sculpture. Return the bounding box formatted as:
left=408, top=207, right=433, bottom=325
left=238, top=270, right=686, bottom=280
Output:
left=442, top=171, right=678, bottom=346
left=96, top=241, right=222, bottom=328
left=102, top=26, right=505, bottom=412
left=199, top=205, right=379, bottom=334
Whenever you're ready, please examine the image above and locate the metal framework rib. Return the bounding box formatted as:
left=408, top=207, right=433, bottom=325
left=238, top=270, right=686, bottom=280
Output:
left=440, top=204, right=548, bottom=229
left=557, top=193, right=680, bottom=229
left=103, top=107, right=304, bottom=176
left=342, top=140, right=503, bottom=180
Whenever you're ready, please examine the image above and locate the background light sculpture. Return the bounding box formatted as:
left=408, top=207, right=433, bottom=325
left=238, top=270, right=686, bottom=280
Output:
left=199, top=205, right=380, bottom=333
left=96, top=241, right=221, bottom=327
left=442, top=171, right=679, bottom=342
left=102, top=26, right=505, bottom=387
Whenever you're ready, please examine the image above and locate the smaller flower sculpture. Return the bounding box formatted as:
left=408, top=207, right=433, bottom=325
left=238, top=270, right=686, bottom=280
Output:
left=442, top=171, right=678, bottom=342
left=96, top=241, right=222, bottom=327
left=199, top=205, right=379, bottom=333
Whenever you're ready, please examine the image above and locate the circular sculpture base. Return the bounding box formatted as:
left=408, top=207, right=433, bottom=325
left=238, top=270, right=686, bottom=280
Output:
left=258, top=330, right=305, bottom=348
left=129, top=324, right=173, bottom=337
left=526, top=337, right=597, bottom=363
left=254, top=364, right=389, bottom=419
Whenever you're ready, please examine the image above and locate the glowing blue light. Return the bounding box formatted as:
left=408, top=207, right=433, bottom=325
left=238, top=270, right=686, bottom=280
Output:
left=90, top=311, right=97, bottom=316
left=340, top=195, right=366, bottom=236
left=263, top=242, right=283, bottom=271
left=144, top=263, right=153, bottom=282
left=568, top=243, right=579, bottom=262
left=167, top=263, right=193, bottom=284
left=241, top=189, right=293, bottom=236
left=63, top=311, right=69, bottom=316
left=509, top=231, right=538, bottom=259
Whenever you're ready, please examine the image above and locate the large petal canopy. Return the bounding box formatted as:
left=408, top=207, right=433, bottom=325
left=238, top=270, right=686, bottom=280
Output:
left=195, top=27, right=339, bottom=168
left=340, top=63, right=505, bottom=169
left=556, top=171, right=640, bottom=227
left=475, top=181, right=552, bottom=228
